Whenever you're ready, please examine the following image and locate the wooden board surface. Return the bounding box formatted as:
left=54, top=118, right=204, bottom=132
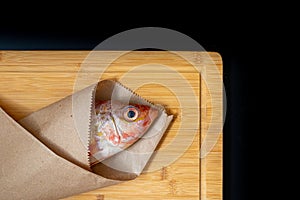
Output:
left=0, top=51, right=222, bottom=200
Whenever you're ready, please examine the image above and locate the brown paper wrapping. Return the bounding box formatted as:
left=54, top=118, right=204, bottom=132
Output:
left=0, top=80, right=172, bottom=200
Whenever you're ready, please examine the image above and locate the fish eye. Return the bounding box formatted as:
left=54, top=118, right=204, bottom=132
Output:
left=124, top=106, right=139, bottom=121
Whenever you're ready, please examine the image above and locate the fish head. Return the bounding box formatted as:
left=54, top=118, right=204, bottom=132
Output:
left=89, top=100, right=159, bottom=164
left=108, top=100, right=159, bottom=147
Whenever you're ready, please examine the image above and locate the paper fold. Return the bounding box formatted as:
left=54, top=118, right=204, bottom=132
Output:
left=19, top=84, right=96, bottom=170
left=0, top=107, right=120, bottom=200
left=0, top=80, right=172, bottom=200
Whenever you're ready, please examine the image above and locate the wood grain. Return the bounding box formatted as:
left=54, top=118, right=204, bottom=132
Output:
left=0, top=51, right=222, bottom=200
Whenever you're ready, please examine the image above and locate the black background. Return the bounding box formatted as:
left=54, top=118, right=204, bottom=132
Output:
left=1, top=11, right=259, bottom=200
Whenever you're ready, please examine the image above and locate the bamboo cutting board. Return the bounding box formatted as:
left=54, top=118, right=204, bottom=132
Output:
left=0, top=51, right=222, bottom=200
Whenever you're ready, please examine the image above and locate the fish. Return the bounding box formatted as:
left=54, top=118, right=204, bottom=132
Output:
left=89, top=100, right=159, bottom=166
